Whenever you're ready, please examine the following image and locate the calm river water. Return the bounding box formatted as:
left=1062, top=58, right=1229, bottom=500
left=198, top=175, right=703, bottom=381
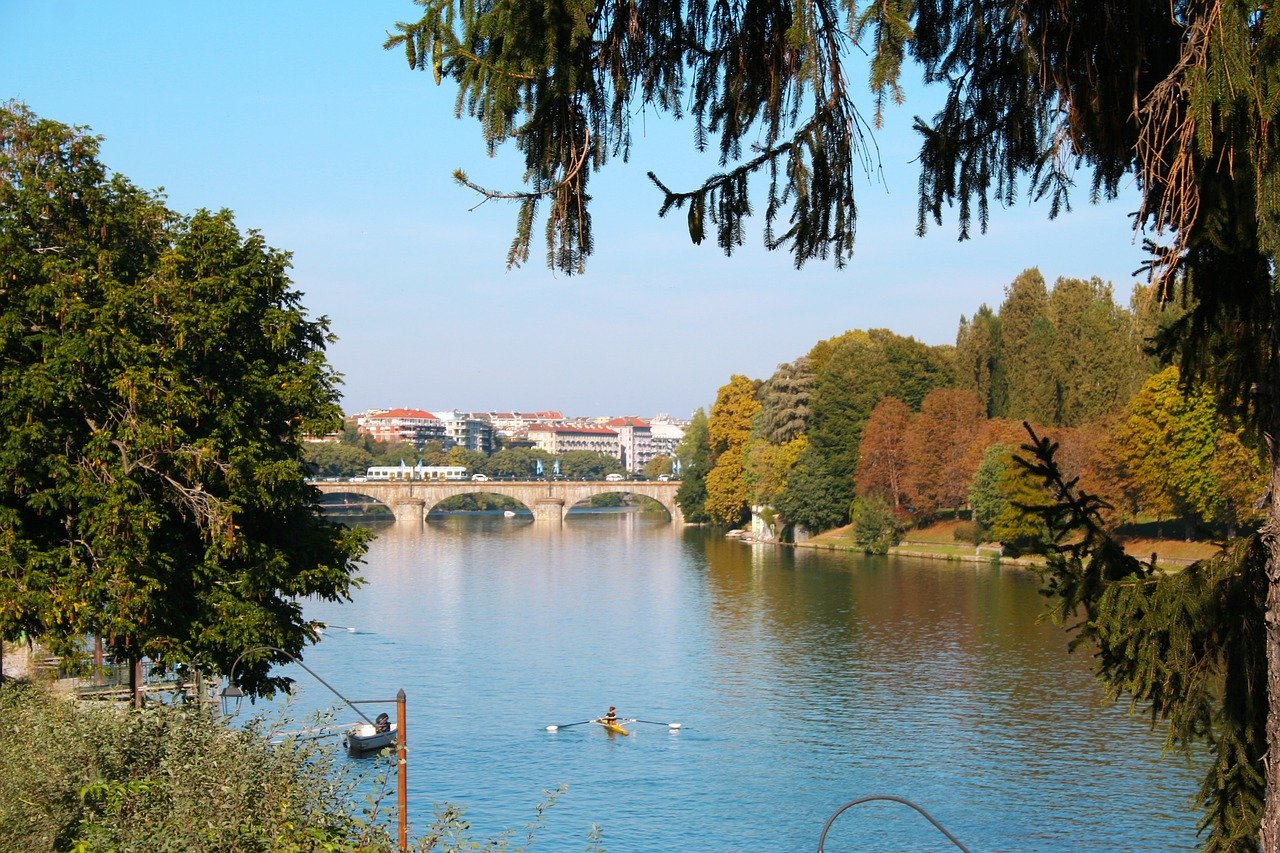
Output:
left=274, top=510, right=1201, bottom=852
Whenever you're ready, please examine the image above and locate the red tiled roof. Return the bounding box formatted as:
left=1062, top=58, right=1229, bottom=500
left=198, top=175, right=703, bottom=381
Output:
left=605, top=417, right=650, bottom=428
left=529, top=424, right=617, bottom=436
left=368, top=408, right=438, bottom=420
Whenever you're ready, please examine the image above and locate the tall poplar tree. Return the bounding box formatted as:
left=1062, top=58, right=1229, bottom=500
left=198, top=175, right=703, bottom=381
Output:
left=704, top=375, right=761, bottom=525
left=955, top=305, right=1004, bottom=418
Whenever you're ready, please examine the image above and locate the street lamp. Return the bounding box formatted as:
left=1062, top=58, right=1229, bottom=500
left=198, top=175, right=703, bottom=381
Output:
left=221, top=646, right=410, bottom=851
left=817, top=794, right=971, bottom=852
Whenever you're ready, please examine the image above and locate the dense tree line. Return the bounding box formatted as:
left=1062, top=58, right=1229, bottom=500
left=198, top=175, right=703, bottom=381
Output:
left=675, top=269, right=1256, bottom=550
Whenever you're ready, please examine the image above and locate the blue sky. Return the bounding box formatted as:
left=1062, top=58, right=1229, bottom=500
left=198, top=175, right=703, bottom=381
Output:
left=2, top=2, right=1148, bottom=418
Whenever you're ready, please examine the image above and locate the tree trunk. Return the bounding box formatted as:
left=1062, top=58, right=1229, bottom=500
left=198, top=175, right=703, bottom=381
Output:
left=1263, top=301, right=1280, bottom=852
left=1264, top=453, right=1280, bottom=851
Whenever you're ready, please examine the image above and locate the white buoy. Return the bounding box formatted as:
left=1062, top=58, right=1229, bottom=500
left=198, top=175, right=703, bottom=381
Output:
left=669, top=723, right=682, bottom=730
left=546, top=725, right=559, bottom=732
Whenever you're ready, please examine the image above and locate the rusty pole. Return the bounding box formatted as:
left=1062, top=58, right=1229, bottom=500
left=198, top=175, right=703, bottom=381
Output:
left=397, top=688, right=408, bottom=851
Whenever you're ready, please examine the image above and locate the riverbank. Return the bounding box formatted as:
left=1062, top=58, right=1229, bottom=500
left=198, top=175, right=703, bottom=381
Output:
left=790, top=519, right=1222, bottom=571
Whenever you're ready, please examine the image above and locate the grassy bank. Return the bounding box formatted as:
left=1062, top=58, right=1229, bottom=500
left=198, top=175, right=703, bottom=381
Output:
left=802, top=519, right=1222, bottom=570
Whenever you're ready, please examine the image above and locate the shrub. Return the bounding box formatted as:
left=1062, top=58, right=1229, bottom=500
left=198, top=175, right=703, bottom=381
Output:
left=0, top=684, right=597, bottom=852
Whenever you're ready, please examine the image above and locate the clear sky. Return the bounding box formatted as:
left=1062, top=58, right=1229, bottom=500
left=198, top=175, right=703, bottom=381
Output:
left=2, top=2, right=1149, bottom=419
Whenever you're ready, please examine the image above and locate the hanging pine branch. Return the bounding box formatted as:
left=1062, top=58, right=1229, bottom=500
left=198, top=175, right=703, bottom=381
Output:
left=1020, top=424, right=1266, bottom=852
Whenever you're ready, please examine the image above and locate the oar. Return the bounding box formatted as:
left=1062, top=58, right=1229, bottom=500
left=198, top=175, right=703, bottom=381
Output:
left=625, top=718, right=683, bottom=730
left=545, top=719, right=599, bottom=732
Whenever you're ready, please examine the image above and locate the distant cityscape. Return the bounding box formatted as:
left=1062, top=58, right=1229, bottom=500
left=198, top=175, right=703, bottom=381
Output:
left=308, top=409, right=690, bottom=474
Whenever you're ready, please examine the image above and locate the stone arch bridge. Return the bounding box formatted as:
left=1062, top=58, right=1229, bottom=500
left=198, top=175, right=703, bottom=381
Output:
left=312, top=479, right=684, bottom=525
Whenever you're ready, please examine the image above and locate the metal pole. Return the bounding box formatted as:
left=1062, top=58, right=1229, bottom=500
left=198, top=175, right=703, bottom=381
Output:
left=396, top=688, right=408, bottom=852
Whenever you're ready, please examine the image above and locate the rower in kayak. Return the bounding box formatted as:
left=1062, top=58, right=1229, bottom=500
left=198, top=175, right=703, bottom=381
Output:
left=596, top=706, right=629, bottom=735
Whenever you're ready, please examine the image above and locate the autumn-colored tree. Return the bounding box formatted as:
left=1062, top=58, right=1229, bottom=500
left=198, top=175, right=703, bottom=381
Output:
left=783, top=329, right=953, bottom=529
left=854, top=397, right=912, bottom=508
left=902, top=389, right=985, bottom=518
left=704, top=375, right=761, bottom=525
left=744, top=435, right=807, bottom=508
left=1113, top=367, right=1224, bottom=536
left=989, top=457, right=1053, bottom=556
left=1208, top=430, right=1267, bottom=538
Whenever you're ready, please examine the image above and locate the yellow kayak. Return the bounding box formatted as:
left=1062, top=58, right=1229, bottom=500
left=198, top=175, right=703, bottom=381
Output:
left=596, top=719, right=630, bottom=736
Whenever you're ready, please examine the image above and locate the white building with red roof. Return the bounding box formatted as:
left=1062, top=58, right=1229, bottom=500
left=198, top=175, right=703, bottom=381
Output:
left=357, top=408, right=447, bottom=446
left=605, top=417, right=656, bottom=472
left=527, top=423, right=619, bottom=457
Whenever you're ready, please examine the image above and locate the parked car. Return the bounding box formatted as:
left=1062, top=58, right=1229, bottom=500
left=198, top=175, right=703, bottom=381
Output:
left=657, top=475, right=670, bottom=481
left=604, top=473, right=624, bottom=482
left=471, top=473, right=489, bottom=481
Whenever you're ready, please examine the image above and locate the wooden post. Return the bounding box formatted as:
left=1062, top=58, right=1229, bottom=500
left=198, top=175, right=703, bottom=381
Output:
left=132, top=657, right=144, bottom=708
left=397, top=688, right=408, bottom=851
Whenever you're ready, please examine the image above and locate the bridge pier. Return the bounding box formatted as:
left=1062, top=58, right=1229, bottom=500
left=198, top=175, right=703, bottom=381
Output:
left=392, top=499, right=425, bottom=524
left=532, top=497, right=565, bottom=524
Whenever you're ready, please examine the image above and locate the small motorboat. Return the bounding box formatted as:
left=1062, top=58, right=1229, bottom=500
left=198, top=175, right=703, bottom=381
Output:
left=344, top=714, right=397, bottom=753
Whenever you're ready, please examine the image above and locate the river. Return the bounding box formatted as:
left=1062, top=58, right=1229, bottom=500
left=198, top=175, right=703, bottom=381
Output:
left=270, top=510, right=1201, bottom=851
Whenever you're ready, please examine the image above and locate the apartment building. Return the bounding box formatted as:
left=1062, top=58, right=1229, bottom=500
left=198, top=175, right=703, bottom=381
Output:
left=357, top=408, right=447, bottom=446
left=527, top=424, right=619, bottom=457
left=432, top=410, right=496, bottom=454
left=605, top=417, right=655, bottom=472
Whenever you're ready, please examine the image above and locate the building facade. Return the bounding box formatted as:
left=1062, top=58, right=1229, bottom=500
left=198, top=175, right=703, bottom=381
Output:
left=357, top=408, right=448, bottom=446
left=605, top=417, right=655, bottom=472
left=527, top=424, right=619, bottom=457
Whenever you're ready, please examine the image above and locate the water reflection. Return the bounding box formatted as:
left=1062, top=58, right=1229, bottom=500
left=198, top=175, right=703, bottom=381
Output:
left=281, top=516, right=1199, bottom=852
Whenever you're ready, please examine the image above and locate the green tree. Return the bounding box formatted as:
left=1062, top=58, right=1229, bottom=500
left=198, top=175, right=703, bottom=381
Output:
left=368, top=440, right=421, bottom=467
left=849, top=494, right=901, bottom=555
left=1046, top=276, right=1147, bottom=426
left=757, top=357, right=815, bottom=444
left=0, top=104, right=366, bottom=697
left=704, top=375, right=761, bottom=526
left=955, top=305, right=1004, bottom=418
left=787, top=329, right=953, bottom=530
left=969, top=444, right=1012, bottom=537
left=988, top=455, right=1053, bottom=556
left=996, top=269, right=1055, bottom=424
left=1114, top=367, right=1262, bottom=540
left=675, top=409, right=711, bottom=523
left=744, top=435, right=806, bottom=508
left=303, top=441, right=373, bottom=478
left=557, top=450, right=623, bottom=480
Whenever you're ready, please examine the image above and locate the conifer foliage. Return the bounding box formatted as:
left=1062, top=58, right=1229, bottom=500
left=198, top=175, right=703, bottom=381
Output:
left=388, top=0, right=873, bottom=273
